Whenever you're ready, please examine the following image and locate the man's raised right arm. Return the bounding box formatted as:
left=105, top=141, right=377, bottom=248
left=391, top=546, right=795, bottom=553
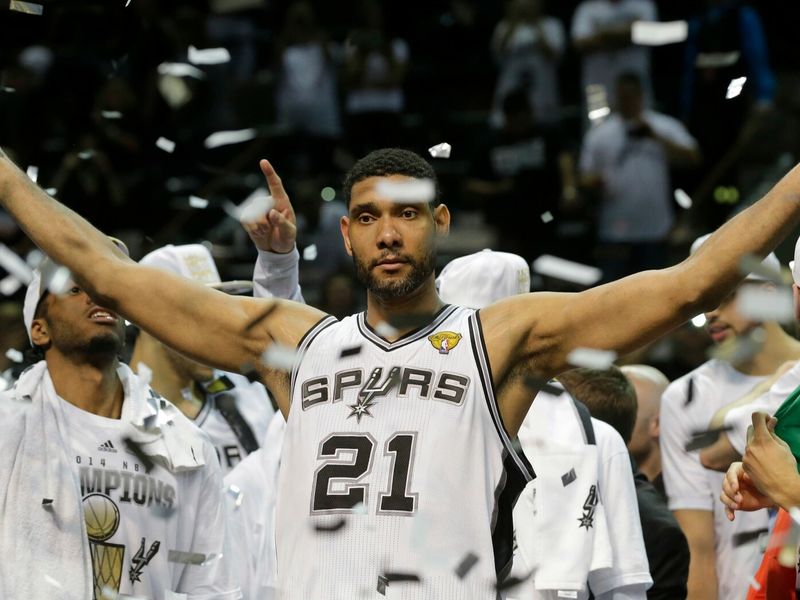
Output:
left=0, top=150, right=325, bottom=375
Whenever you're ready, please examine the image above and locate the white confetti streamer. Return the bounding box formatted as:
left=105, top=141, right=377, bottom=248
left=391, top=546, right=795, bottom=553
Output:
left=43, top=575, right=63, bottom=589
left=691, top=314, right=706, bottom=327
left=26, top=249, right=44, bottom=268
left=303, top=244, right=318, bottom=261
left=531, top=254, right=602, bottom=286
left=5, top=348, right=23, bottom=363
left=0, top=275, right=21, bottom=296
left=726, top=77, right=747, bottom=100
left=167, top=550, right=206, bottom=565
left=78, top=150, right=95, bottom=160
left=674, top=188, right=693, bottom=209
left=44, top=187, right=57, bottom=196
left=224, top=189, right=274, bottom=224
left=540, top=211, right=554, bottom=223
left=696, top=51, right=740, bottom=68
left=25, top=165, right=38, bottom=183
left=156, top=137, right=176, bottom=153
left=566, top=347, right=617, bottom=370
left=375, top=179, right=436, bottom=203
left=189, top=195, right=209, bottom=209
left=375, top=321, right=399, bottom=339
left=736, top=286, right=794, bottom=323
left=9, top=0, right=44, bottom=15
left=261, top=344, right=301, bottom=371
left=227, top=484, right=244, bottom=508
left=47, top=266, right=72, bottom=295
left=101, top=110, right=122, bottom=119
left=428, top=142, right=451, bottom=159
left=204, top=128, right=257, bottom=149
left=0, top=244, right=33, bottom=285
left=188, top=45, right=231, bottom=65
left=631, top=20, right=688, bottom=46
left=157, top=62, right=205, bottom=79
left=1, top=86, right=15, bottom=93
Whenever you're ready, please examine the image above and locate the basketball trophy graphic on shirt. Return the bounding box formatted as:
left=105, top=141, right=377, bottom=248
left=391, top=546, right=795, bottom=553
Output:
left=83, top=492, right=124, bottom=599
left=427, top=331, right=462, bottom=355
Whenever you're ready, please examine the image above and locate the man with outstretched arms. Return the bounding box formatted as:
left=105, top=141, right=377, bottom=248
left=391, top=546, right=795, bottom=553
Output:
left=1, top=146, right=800, bottom=597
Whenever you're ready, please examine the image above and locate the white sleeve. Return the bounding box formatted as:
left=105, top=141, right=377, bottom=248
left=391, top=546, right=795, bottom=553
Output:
left=723, top=363, right=800, bottom=455
left=177, top=443, right=242, bottom=599
left=588, top=422, right=652, bottom=595
left=648, top=113, right=698, bottom=150
left=252, top=246, right=304, bottom=303
left=660, top=379, right=713, bottom=511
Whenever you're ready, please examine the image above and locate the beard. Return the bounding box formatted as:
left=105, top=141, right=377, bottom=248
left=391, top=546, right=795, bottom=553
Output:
left=50, top=320, right=125, bottom=360
left=353, top=248, right=436, bottom=300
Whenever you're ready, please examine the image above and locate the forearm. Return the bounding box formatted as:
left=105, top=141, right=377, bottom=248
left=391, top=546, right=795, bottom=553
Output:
left=767, top=473, right=800, bottom=512
left=0, top=150, right=125, bottom=297
left=253, top=247, right=305, bottom=303
left=699, top=434, right=740, bottom=472
left=685, top=550, right=717, bottom=600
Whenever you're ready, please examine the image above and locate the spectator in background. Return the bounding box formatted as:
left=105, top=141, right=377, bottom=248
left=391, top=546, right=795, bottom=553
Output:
left=466, top=88, right=576, bottom=259
left=681, top=0, right=776, bottom=232
left=622, top=364, right=670, bottom=495
left=561, top=366, right=690, bottom=600
left=579, top=72, right=700, bottom=282
left=489, top=0, right=565, bottom=128
left=572, top=0, right=657, bottom=111
left=343, top=0, right=409, bottom=155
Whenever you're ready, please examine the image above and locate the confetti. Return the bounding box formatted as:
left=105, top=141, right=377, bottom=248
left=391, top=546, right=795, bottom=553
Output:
left=339, top=345, right=362, bottom=358
left=41, top=498, right=53, bottom=508
left=9, top=1, right=44, bottom=15
left=523, top=376, right=563, bottom=396
left=123, top=437, right=155, bottom=473
left=43, top=575, right=63, bottom=589
left=384, top=573, right=421, bottom=583
left=315, top=518, right=347, bottom=532
left=375, top=179, right=436, bottom=204
left=674, top=188, right=692, bottom=209
left=261, top=344, right=301, bottom=371
left=736, top=286, right=794, bottom=323
left=5, top=348, right=23, bottom=363
left=748, top=577, right=761, bottom=592
left=566, top=347, right=617, bottom=370
left=303, top=244, right=318, bottom=261
left=726, top=77, right=747, bottom=100
left=156, top=62, right=206, bottom=80
left=224, top=188, right=274, bottom=224
left=531, top=255, right=602, bottom=286
left=0, top=275, right=21, bottom=296
left=188, top=195, right=209, bottom=209
left=204, top=128, right=257, bottom=149
left=557, top=592, right=579, bottom=599
left=377, top=575, right=389, bottom=595
left=101, top=111, right=122, bottom=119
left=143, top=414, right=157, bottom=431
left=0, top=244, right=33, bottom=284
left=25, top=165, right=38, bottom=183
left=1, top=86, right=15, bottom=93
left=167, top=550, right=207, bottom=565
left=631, top=20, right=688, bottom=46
left=156, top=137, right=176, bottom=153
left=46, top=266, right=72, bottom=295
left=561, top=468, right=577, bottom=487
left=696, top=51, right=740, bottom=68
left=709, top=328, right=765, bottom=364
left=540, top=211, right=554, bottom=223
left=375, top=321, right=399, bottom=339
left=691, top=314, right=706, bottom=327
left=78, top=150, right=95, bottom=160
left=44, top=187, right=57, bottom=196
left=455, top=552, right=479, bottom=579
left=188, top=45, right=231, bottom=65
left=684, top=425, right=732, bottom=452
left=739, top=254, right=787, bottom=285
left=428, top=142, right=451, bottom=159
left=227, top=484, right=244, bottom=508
left=125, top=0, right=132, bottom=6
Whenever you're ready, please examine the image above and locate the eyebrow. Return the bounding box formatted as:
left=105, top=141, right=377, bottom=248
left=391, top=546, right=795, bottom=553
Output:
left=349, top=201, right=381, bottom=217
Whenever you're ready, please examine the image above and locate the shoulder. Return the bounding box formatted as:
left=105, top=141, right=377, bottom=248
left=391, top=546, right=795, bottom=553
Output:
left=662, top=360, right=717, bottom=405
left=592, top=418, right=630, bottom=457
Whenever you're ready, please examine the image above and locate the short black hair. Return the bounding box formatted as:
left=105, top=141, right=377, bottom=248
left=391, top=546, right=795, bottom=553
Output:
left=557, top=365, right=638, bottom=444
left=342, top=148, right=440, bottom=207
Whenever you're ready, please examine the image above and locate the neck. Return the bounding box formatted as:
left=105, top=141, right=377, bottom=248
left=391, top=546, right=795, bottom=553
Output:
left=636, top=445, right=661, bottom=482
left=365, top=276, right=444, bottom=340
left=734, top=322, right=800, bottom=375
left=45, top=350, right=122, bottom=418
left=130, top=335, right=203, bottom=418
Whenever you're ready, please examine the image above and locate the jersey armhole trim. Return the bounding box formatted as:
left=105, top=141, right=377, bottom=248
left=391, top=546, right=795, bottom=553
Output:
left=468, top=311, right=534, bottom=481
left=289, top=315, right=339, bottom=403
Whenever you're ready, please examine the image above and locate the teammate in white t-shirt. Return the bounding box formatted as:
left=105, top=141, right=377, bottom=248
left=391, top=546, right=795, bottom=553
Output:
left=660, top=236, right=800, bottom=600
left=0, top=245, right=240, bottom=599
left=4, top=147, right=800, bottom=597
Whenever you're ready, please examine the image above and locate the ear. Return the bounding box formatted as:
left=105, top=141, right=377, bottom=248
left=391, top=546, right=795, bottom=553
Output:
left=30, top=318, right=50, bottom=348
left=433, top=204, right=450, bottom=236
left=650, top=413, right=660, bottom=439
left=340, top=216, right=353, bottom=257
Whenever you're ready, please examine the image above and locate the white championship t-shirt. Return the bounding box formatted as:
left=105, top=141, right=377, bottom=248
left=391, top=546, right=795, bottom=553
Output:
left=661, top=359, right=770, bottom=600
left=61, top=396, right=240, bottom=600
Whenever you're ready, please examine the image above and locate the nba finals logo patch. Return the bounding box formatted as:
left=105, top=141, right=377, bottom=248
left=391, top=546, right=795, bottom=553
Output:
left=428, top=331, right=462, bottom=355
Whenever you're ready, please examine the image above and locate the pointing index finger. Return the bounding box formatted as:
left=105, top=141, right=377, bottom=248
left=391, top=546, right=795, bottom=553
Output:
left=259, top=159, right=286, bottom=199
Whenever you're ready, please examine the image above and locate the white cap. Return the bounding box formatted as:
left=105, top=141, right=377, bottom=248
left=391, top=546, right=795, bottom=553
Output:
left=24, top=237, right=129, bottom=345
left=139, top=243, right=253, bottom=295
left=690, top=233, right=781, bottom=282
left=437, top=249, right=530, bottom=309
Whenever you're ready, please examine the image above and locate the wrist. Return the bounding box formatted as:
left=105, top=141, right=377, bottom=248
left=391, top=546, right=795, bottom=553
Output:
left=773, top=475, right=800, bottom=511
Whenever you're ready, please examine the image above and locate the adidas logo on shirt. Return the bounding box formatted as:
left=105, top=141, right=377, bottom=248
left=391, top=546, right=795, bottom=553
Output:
left=98, top=440, right=117, bottom=453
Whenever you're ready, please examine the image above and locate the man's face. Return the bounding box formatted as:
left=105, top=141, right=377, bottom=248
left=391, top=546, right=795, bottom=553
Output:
left=340, top=175, right=449, bottom=300
left=33, top=283, right=125, bottom=357
left=704, top=282, right=762, bottom=345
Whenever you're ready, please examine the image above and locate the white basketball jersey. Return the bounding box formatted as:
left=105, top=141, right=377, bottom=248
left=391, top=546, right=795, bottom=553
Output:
left=276, top=305, right=534, bottom=600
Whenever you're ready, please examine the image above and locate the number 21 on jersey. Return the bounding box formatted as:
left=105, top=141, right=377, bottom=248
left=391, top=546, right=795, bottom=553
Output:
left=311, top=432, right=418, bottom=515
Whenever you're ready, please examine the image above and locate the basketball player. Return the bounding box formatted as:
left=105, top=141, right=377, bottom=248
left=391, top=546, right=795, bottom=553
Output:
left=660, top=236, right=800, bottom=600
left=0, top=249, right=240, bottom=599
left=130, top=241, right=301, bottom=473
left=2, top=147, right=800, bottom=597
